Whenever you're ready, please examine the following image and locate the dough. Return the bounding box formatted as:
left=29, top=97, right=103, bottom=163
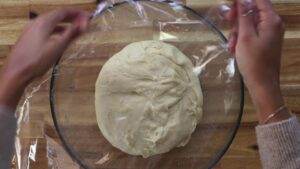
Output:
left=95, top=40, right=203, bottom=158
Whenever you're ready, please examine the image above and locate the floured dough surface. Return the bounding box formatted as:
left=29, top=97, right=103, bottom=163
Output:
left=95, top=40, right=203, bottom=158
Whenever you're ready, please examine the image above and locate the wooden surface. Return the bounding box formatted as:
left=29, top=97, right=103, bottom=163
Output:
left=0, top=0, right=299, bottom=169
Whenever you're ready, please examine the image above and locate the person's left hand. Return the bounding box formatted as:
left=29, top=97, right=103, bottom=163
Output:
left=0, top=9, right=90, bottom=108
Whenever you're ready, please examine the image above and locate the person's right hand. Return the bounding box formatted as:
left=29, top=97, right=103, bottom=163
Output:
left=227, top=0, right=291, bottom=124
left=0, top=9, right=90, bottom=109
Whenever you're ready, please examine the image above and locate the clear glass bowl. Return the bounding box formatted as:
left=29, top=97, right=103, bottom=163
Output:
left=50, top=1, right=244, bottom=169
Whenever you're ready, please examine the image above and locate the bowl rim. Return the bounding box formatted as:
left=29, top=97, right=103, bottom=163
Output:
left=50, top=1, right=245, bottom=169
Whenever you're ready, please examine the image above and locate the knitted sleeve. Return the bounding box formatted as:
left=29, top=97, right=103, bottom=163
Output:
left=0, top=106, right=17, bottom=169
left=256, top=116, right=300, bottom=169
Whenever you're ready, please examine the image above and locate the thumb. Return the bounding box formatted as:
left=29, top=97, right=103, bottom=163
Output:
left=58, top=24, right=80, bottom=45
left=237, top=0, right=257, bottom=38
left=43, top=24, right=80, bottom=67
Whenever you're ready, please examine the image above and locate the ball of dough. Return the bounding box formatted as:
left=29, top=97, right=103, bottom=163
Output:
left=95, top=40, right=203, bottom=158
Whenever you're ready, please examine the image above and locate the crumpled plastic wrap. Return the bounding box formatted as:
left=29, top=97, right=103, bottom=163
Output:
left=14, top=0, right=243, bottom=169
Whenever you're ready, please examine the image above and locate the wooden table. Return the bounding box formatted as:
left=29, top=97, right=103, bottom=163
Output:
left=0, top=0, right=299, bottom=169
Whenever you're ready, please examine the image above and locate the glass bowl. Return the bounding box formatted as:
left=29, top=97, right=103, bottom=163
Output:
left=50, top=1, right=244, bottom=169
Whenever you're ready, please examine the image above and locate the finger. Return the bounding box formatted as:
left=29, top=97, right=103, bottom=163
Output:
left=219, top=2, right=237, bottom=23
left=53, top=24, right=80, bottom=47
left=42, top=25, right=79, bottom=67
left=53, top=25, right=66, bottom=34
left=255, top=0, right=274, bottom=13
left=237, top=0, right=257, bottom=37
left=72, top=11, right=90, bottom=33
left=258, top=13, right=285, bottom=40
left=254, top=0, right=284, bottom=38
left=228, top=26, right=238, bottom=54
left=36, top=9, right=89, bottom=37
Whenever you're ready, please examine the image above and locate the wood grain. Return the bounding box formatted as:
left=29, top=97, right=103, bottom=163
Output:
left=0, top=19, right=28, bottom=45
left=0, top=0, right=299, bottom=169
left=0, top=0, right=29, bottom=18
left=29, top=0, right=96, bottom=14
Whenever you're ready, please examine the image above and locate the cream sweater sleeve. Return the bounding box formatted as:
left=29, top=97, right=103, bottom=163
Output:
left=0, top=106, right=17, bottom=169
left=256, top=116, right=300, bottom=169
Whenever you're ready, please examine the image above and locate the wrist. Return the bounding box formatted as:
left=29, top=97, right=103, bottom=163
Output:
left=0, top=67, right=30, bottom=108
left=0, top=68, right=30, bottom=89
left=246, top=81, right=288, bottom=123
left=1, top=62, right=34, bottom=85
left=262, top=106, right=292, bottom=125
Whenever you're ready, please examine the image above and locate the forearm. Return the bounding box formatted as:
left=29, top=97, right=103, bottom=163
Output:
left=0, top=106, right=17, bottom=169
left=248, top=82, right=299, bottom=168
left=0, top=68, right=28, bottom=168
left=0, top=66, right=30, bottom=109
left=256, top=116, right=300, bottom=169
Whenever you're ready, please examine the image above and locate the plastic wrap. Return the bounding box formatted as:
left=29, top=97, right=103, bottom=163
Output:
left=14, top=0, right=243, bottom=169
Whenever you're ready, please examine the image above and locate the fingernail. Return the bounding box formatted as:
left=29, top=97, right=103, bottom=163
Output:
left=242, top=0, right=252, bottom=5
left=228, top=32, right=237, bottom=52
left=220, top=4, right=231, bottom=13
left=241, top=0, right=253, bottom=9
left=218, top=4, right=231, bottom=17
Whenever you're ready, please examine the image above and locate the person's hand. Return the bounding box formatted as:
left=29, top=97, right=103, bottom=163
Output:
left=226, top=0, right=291, bottom=124
left=0, top=9, right=90, bottom=109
